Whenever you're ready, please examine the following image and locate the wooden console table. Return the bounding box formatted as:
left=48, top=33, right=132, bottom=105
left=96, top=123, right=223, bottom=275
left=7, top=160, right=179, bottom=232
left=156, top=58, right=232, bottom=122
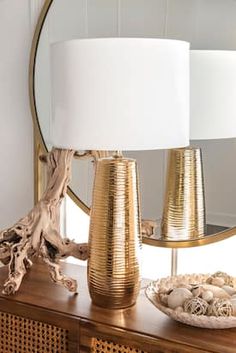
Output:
left=0, top=261, right=235, bottom=353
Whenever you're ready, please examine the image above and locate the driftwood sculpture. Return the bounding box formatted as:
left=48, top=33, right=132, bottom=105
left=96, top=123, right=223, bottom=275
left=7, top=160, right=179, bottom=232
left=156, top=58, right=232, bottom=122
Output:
left=0, top=148, right=88, bottom=295
left=141, top=219, right=158, bottom=237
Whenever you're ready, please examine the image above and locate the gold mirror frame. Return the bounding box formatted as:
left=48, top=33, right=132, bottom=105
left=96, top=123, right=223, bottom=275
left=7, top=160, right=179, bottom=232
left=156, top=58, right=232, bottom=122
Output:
left=29, top=0, right=89, bottom=215
left=29, top=0, right=236, bottom=249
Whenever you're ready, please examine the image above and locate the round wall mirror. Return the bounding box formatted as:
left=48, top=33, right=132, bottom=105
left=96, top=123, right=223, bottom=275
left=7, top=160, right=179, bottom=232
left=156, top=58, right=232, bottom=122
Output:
left=30, top=0, right=236, bottom=246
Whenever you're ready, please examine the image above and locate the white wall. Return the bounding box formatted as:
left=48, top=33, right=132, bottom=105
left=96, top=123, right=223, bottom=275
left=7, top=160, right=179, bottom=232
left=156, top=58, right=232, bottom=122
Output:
left=0, top=0, right=39, bottom=229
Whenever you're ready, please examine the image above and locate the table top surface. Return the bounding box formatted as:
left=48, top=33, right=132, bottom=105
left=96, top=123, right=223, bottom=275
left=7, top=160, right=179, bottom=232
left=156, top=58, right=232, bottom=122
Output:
left=0, top=260, right=236, bottom=353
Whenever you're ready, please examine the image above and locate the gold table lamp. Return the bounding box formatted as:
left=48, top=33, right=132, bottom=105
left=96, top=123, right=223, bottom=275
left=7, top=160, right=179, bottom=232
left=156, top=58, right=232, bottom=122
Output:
left=89, top=154, right=141, bottom=308
left=50, top=38, right=190, bottom=308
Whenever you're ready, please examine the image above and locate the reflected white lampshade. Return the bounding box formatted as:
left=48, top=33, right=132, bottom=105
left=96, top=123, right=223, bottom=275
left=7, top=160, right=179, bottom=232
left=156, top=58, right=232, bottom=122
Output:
left=190, top=50, right=236, bottom=140
left=51, top=38, right=190, bottom=151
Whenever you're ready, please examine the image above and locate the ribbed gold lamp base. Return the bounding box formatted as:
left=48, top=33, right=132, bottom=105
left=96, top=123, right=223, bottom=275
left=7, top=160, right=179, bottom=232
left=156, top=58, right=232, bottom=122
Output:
left=88, top=156, right=142, bottom=309
left=161, top=147, right=206, bottom=240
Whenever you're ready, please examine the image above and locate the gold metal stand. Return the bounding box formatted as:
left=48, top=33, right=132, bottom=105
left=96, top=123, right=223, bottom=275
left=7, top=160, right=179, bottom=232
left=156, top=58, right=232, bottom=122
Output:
left=171, top=249, right=178, bottom=276
left=88, top=156, right=142, bottom=309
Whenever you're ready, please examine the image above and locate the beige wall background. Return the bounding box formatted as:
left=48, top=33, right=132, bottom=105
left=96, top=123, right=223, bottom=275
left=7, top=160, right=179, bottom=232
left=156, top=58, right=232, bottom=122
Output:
left=0, top=0, right=34, bottom=228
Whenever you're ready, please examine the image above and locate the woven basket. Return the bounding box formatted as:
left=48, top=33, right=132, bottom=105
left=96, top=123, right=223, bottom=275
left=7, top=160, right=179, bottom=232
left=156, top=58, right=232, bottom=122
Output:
left=146, top=273, right=236, bottom=329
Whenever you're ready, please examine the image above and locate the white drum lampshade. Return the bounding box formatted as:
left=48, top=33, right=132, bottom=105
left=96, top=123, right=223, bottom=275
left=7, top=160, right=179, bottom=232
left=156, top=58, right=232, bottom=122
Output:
left=190, top=50, right=236, bottom=140
left=50, top=38, right=190, bottom=309
left=51, top=38, right=189, bottom=151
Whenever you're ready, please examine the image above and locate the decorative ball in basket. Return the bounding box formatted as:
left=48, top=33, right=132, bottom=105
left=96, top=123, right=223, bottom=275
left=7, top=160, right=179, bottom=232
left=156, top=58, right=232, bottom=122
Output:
left=146, top=272, right=236, bottom=329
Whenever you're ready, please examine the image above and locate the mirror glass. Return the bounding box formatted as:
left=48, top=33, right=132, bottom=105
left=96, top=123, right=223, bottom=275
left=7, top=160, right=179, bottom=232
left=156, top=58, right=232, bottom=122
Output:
left=35, top=0, right=236, bottom=237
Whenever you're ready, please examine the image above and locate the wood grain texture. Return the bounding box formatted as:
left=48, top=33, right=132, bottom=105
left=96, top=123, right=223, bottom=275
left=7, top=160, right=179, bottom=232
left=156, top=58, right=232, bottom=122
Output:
left=0, top=261, right=235, bottom=352
left=79, top=320, right=207, bottom=353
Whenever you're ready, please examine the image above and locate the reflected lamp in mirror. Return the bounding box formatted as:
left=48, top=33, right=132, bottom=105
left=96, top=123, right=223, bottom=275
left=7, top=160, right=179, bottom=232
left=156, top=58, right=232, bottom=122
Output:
left=51, top=38, right=190, bottom=309
left=162, top=50, right=236, bottom=241
left=161, top=146, right=205, bottom=240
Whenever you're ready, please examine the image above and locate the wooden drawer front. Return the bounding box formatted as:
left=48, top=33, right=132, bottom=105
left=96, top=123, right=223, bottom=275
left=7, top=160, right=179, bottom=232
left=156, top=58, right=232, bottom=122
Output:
left=91, top=337, right=148, bottom=353
left=80, top=320, right=210, bottom=353
left=0, top=311, right=69, bottom=353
